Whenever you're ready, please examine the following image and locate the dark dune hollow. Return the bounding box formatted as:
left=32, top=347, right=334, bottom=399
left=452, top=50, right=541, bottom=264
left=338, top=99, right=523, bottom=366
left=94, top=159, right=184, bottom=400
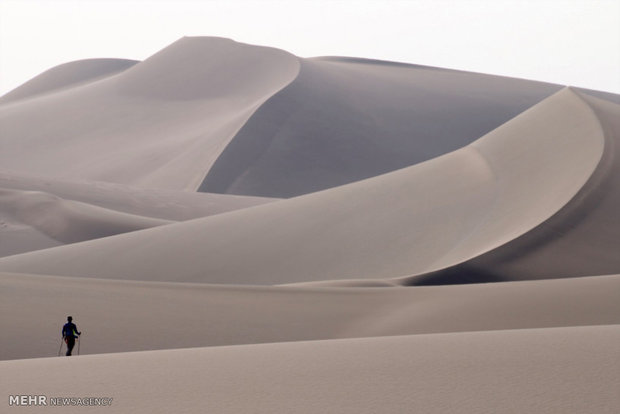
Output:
left=200, top=57, right=561, bottom=198
left=405, top=92, right=620, bottom=285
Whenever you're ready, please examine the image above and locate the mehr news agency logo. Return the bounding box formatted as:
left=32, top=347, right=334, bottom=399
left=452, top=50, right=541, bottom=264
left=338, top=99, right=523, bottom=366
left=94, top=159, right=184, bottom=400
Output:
left=9, top=395, right=113, bottom=407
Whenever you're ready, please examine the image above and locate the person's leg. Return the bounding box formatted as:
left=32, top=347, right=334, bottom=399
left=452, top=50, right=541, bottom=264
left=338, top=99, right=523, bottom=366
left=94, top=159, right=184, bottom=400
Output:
left=66, top=337, right=75, bottom=356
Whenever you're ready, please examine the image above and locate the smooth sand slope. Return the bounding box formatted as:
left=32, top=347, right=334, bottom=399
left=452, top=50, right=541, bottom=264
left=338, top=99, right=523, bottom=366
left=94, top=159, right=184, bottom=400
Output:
left=0, top=171, right=276, bottom=257
left=200, top=56, right=560, bottom=197
left=410, top=91, right=620, bottom=284
left=0, top=170, right=276, bottom=221
left=0, top=88, right=607, bottom=284
left=0, top=37, right=300, bottom=190
left=3, top=326, right=619, bottom=413
left=2, top=272, right=619, bottom=360
left=0, top=37, right=560, bottom=198
left=0, top=58, right=138, bottom=104
left=0, top=188, right=171, bottom=257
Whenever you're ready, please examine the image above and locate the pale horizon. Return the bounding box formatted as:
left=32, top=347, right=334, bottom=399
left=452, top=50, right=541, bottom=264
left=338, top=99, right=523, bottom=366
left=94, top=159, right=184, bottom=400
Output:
left=1, top=0, right=619, bottom=97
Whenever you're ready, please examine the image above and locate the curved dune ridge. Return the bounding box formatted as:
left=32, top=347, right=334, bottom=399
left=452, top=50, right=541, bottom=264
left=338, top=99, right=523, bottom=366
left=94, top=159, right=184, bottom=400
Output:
left=1, top=37, right=619, bottom=413
left=0, top=188, right=171, bottom=251
left=0, top=37, right=560, bottom=197
left=0, top=170, right=276, bottom=222
left=408, top=92, right=620, bottom=284
left=0, top=58, right=138, bottom=104
left=0, top=37, right=300, bottom=190
left=0, top=88, right=609, bottom=284
left=200, top=56, right=560, bottom=197
left=0, top=171, right=276, bottom=257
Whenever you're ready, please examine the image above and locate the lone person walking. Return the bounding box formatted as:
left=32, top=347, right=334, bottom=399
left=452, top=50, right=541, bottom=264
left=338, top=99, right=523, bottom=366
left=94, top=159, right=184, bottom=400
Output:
left=62, top=316, right=81, bottom=356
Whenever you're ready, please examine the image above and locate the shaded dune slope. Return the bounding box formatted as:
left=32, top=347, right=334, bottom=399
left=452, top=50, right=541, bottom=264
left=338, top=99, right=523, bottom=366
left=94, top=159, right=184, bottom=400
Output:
left=200, top=56, right=560, bottom=197
left=3, top=326, right=619, bottom=414
left=0, top=37, right=563, bottom=199
left=408, top=91, right=620, bottom=284
left=576, top=87, right=620, bottom=105
left=0, top=88, right=608, bottom=284
left=1, top=271, right=618, bottom=360
left=0, top=58, right=138, bottom=104
left=0, top=37, right=300, bottom=190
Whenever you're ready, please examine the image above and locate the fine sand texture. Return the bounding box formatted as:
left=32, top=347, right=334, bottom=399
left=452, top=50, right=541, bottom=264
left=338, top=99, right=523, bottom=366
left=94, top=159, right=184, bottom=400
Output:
left=2, top=326, right=619, bottom=413
left=1, top=37, right=619, bottom=413
left=0, top=88, right=611, bottom=284
left=0, top=171, right=275, bottom=257
left=1, top=272, right=619, bottom=360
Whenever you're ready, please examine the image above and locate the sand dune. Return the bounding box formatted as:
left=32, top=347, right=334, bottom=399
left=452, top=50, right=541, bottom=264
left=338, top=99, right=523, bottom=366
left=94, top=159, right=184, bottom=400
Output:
left=0, top=170, right=276, bottom=221
left=0, top=172, right=275, bottom=256
left=0, top=58, right=138, bottom=104
left=3, top=325, right=619, bottom=413
left=576, top=87, right=620, bottom=104
left=1, top=37, right=619, bottom=413
left=0, top=37, right=299, bottom=190
left=410, top=91, right=620, bottom=284
left=0, top=188, right=171, bottom=255
left=1, top=38, right=561, bottom=198
left=200, top=56, right=560, bottom=197
left=2, top=271, right=618, bottom=360
left=0, top=88, right=607, bottom=284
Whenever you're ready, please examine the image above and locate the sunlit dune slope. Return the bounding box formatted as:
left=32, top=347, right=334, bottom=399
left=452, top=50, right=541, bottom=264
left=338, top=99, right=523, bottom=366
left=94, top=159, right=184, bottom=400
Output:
left=2, top=325, right=619, bottom=414
left=0, top=37, right=300, bottom=190
left=0, top=88, right=607, bottom=284
left=1, top=271, right=618, bottom=360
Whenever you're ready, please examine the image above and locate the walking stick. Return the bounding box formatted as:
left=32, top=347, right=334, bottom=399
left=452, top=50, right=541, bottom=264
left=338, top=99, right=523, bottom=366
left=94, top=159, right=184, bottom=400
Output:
left=58, top=338, right=64, bottom=356
left=77, top=335, right=81, bottom=355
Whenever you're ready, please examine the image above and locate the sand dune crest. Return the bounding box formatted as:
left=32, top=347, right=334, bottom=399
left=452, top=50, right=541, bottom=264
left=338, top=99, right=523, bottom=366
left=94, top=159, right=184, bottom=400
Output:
left=0, top=58, right=137, bottom=105
left=0, top=88, right=606, bottom=284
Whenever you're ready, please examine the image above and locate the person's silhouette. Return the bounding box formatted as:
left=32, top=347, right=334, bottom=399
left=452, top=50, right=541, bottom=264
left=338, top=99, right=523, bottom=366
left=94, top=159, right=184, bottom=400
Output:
left=62, top=316, right=81, bottom=356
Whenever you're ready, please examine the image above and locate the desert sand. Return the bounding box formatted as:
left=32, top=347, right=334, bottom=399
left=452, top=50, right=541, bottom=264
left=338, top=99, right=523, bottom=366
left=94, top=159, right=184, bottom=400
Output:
left=1, top=37, right=618, bottom=413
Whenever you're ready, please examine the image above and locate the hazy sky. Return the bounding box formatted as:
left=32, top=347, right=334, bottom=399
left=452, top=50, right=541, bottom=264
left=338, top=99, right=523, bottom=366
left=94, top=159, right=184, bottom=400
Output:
left=1, top=0, right=619, bottom=96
